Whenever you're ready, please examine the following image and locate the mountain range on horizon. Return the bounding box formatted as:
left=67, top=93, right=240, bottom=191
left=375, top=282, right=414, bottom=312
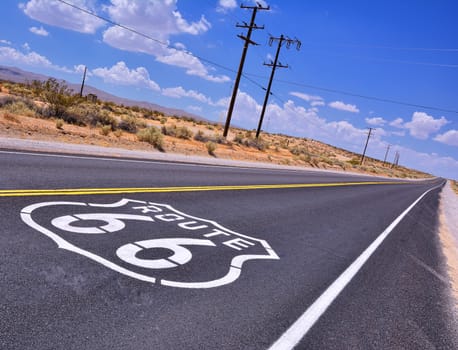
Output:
left=0, top=65, right=208, bottom=122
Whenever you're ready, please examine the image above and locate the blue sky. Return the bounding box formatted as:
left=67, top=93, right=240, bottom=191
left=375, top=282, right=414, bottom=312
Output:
left=0, top=0, right=457, bottom=179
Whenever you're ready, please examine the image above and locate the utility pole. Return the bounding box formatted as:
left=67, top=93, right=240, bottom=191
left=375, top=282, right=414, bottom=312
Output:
left=79, top=66, right=87, bottom=98
left=383, top=144, right=391, bottom=166
left=256, top=35, right=301, bottom=138
left=391, top=151, right=400, bottom=168
left=223, top=3, right=269, bottom=138
left=360, top=127, right=375, bottom=165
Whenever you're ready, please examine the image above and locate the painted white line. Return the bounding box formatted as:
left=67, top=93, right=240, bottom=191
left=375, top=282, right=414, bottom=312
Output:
left=0, top=149, right=374, bottom=177
left=0, top=149, right=235, bottom=170
left=268, top=182, right=444, bottom=350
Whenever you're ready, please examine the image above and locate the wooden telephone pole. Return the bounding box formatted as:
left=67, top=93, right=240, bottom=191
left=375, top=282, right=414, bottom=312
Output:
left=223, top=3, right=269, bottom=138
left=256, top=35, right=301, bottom=138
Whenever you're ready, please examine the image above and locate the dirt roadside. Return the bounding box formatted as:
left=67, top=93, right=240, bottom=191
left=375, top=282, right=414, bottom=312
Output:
left=439, top=181, right=458, bottom=308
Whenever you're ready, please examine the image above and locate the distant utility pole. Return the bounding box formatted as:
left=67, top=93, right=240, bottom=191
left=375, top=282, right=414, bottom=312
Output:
left=392, top=151, right=400, bottom=168
left=256, top=35, right=301, bottom=138
left=360, top=127, right=375, bottom=165
left=79, top=66, right=87, bottom=98
left=383, top=144, right=391, bottom=166
left=223, top=3, right=269, bottom=138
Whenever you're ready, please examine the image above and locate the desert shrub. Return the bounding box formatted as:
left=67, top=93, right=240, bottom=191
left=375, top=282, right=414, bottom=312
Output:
left=2, top=99, right=37, bottom=117
left=100, top=125, right=111, bottom=136
left=290, top=146, right=309, bottom=156
left=194, top=130, right=206, bottom=142
left=64, top=104, right=117, bottom=128
left=176, top=126, right=192, bottom=139
left=298, top=153, right=311, bottom=163
left=160, top=117, right=167, bottom=124
left=114, top=129, right=123, bottom=138
left=243, top=136, right=268, bottom=151
left=347, top=157, right=360, bottom=166
left=161, top=124, right=192, bottom=139
left=0, top=95, right=17, bottom=107
left=137, top=127, right=164, bottom=150
left=279, top=138, right=290, bottom=149
left=33, top=78, right=78, bottom=117
left=233, top=133, right=244, bottom=144
left=55, top=119, right=64, bottom=129
left=118, top=116, right=138, bottom=133
left=206, top=141, right=217, bottom=155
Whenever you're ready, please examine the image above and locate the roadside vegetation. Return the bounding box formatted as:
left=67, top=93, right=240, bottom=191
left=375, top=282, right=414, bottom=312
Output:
left=0, top=79, right=432, bottom=179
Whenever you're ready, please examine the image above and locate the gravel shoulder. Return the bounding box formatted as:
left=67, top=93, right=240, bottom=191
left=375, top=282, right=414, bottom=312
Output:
left=439, top=181, right=458, bottom=308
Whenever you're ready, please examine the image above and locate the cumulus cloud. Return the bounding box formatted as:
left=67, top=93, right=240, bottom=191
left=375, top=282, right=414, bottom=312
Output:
left=29, top=26, right=49, bottom=36
left=434, top=129, right=458, bottom=146
left=0, top=39, right=12, bottom=45
left=389, top=118, right=404, bottom=128
left=156, top=48, right=230, bottom=82
left=290, top=92, right=325, bottom=106
left=404, top=112, right=448, bottom=140
left=0, top=46, right=72, bottom=72
left=365, top=117, right=386, bottom=126
left=162, top=86, right=213, bottom=104
left=217, top=0, right=237, bottom=13
left=21, top=0, right=105, bottom=34
left=101, top=0, right=229, bottom=83
left=92, top=61, right=160, bottom=91
left=328, top=100, right=360, bottom=113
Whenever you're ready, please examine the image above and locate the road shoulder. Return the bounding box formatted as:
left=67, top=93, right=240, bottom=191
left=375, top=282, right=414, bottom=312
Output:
left=439, top=181, right=458, bottom=308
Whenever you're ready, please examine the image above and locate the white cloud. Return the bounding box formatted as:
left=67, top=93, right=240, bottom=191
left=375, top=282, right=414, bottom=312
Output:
left=0, top=39, right=12, bottom=45
left=217, top=0, right=237, bottom=12
left=389, top=118, right=404, bottom=128
left=156, top=48, right=230, bottom=83
left=162, top=86, right=213, bottom=104
left=102, top=0, right=228, bottom=83
left=290, top=91, right=324, bottom=102
left=22, top=43, right=31, bottom=51
left=74, top=64, right=88, bottom=75
left=404, top=112, right=448, bottom=140
left=21, top=0, right=105, bottom=34
left=434, top=129, right=458, bottom=146
left=365, top=117, right=386, bottom=126
left=29, top=26, right=49, bottom=36
left=92, top=61, right=160, bottom=91
left=328, top=100, right=360, bottom=113
left=311, top=100, right=325, bottom=107
left=0, top=46, right=71, bottom=72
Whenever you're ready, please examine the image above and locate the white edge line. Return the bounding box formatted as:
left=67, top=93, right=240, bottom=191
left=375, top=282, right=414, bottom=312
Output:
left=0, top=149, right=305, bottom=174
left=268, top=181, right=445, bottom=350
left=0, top=149, right=396, bottom=178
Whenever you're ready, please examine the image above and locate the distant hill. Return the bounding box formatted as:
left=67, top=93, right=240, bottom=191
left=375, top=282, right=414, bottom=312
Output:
left=0, top=65, right=209, bottom=122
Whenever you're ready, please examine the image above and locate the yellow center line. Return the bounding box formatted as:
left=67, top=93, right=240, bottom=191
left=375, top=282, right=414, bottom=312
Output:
left=0, top=181, right=409, bottom=197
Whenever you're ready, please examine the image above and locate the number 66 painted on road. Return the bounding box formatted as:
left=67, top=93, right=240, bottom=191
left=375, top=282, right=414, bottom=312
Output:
left=21, top=199, right=279, bottom=288
left=51, top=212, right=216, bottom=270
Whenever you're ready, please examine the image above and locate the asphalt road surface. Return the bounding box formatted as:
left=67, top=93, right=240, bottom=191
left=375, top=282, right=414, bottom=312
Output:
left=1, top=149, right=456, bottom=349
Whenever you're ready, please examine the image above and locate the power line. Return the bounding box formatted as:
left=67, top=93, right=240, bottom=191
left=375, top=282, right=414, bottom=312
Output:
left=301, top=42, right=458, bottom=53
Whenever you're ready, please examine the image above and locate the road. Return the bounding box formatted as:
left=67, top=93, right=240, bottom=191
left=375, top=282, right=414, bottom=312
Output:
left=0, top=149, right=456, bottom=349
